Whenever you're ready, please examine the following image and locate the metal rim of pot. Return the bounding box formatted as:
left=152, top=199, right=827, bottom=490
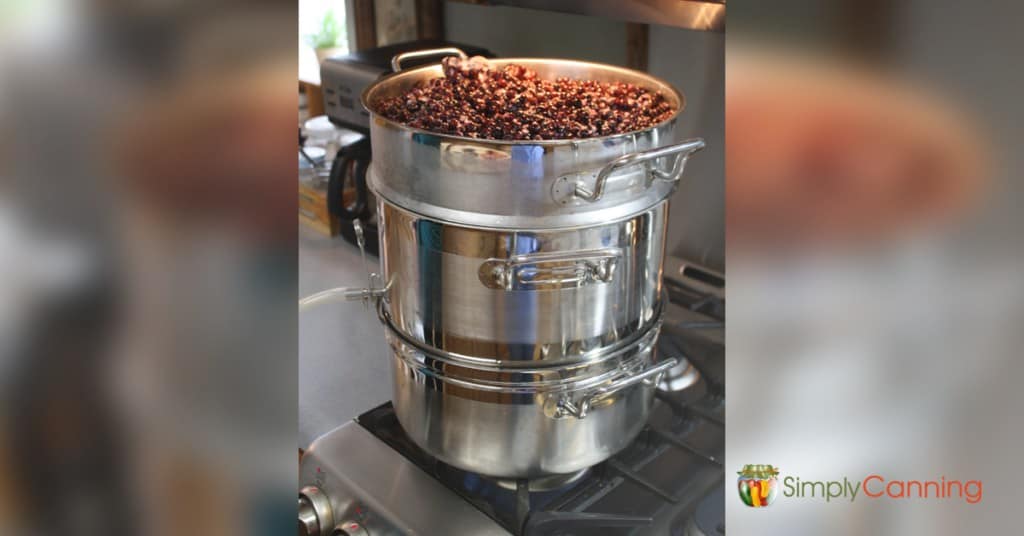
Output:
left=382, top=312, right=664, bottom=391
left=371, top=183, right=683, bottom=233
left=386, top=324, right=678, bottom=421
left=375, top=293, right=665, bottom=369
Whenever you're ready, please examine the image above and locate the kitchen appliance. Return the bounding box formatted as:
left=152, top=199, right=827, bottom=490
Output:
left=298, top=262, right=724, bottom=535
left=300, top=116, right=367, bottom=237
left=349, top=48, right=705, bottom=477
left=318, top=41, right=493, bottom=252
left=320, top=40, right=493, bottom=132
left=304, top=47, right=706, bottom=479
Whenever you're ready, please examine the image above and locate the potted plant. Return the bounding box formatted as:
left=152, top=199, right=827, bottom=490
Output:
left=306, top=10, right=346, bottom=63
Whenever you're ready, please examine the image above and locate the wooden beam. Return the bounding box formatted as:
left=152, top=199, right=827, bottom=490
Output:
left=353, top=0, right=377, bottom=50
left=415, top=0, right=445, bottom=40
left=625, top=23, right=649, bottom=71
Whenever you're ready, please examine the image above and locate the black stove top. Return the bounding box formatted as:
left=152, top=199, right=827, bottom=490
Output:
left=356, top=271, right=725, bottom=536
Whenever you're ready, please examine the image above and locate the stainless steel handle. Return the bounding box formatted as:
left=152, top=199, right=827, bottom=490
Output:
left=391, top=47, right=468, bottom=72
left=570, top=138, right=705, bottom=203
left=557, top=357, right=678, bottom=419
left=479, top=248, right=620, bottom=291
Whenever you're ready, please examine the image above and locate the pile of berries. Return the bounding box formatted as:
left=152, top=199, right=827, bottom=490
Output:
left=373, top=56, right=676, bottom=140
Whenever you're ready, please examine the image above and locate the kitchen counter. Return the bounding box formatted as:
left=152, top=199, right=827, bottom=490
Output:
left=299, top=225, right=391, bottom=448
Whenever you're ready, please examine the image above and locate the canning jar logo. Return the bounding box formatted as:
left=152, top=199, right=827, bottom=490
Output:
left=738, top=464, right=780, bottom=507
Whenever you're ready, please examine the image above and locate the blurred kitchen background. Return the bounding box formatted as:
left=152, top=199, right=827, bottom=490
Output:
left=298, top=0, right=724, bottom=447
left=727, top=2, right=1024, bottom=535
left=0, top=2, right=299, bottom=535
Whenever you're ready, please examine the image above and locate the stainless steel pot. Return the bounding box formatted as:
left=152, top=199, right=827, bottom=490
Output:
left=363, top=49, right=704, bottom=229
left=382, top=307, right=676, bottom=477
left=365, top=48, right=704, bottom=363
left=300, top=48, right=705, bottom=478
left=378, top=199, right=668, bottom=363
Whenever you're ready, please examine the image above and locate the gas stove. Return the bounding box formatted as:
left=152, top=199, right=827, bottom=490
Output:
left=299, top=260, right=724, bottom=536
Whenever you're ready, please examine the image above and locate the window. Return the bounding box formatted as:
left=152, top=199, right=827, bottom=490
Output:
left=299, top=0, right=351, bottom=82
